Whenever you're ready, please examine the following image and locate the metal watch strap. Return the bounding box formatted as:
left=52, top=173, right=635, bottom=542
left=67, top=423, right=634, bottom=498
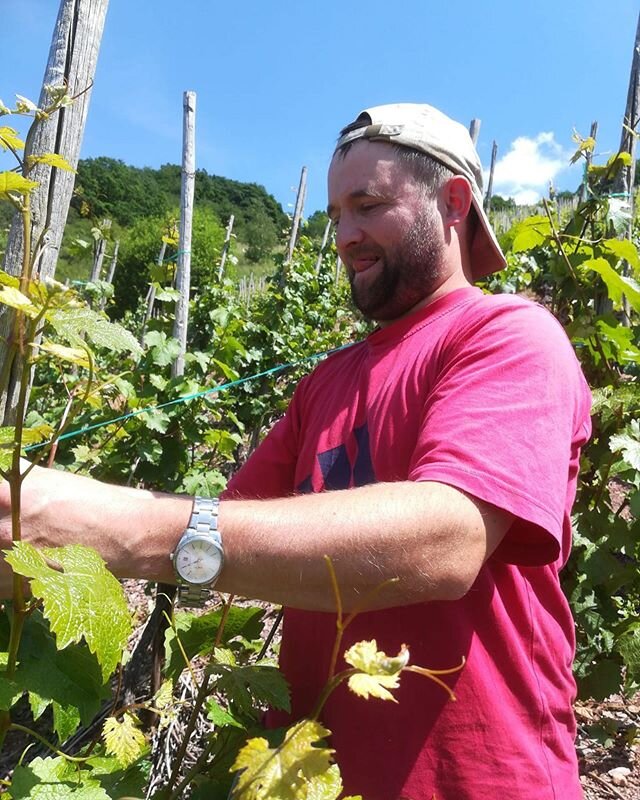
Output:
left=176, top=496, right=221, bottom=607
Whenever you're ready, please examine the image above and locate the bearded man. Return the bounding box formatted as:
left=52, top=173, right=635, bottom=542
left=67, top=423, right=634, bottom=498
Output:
left=0, top=104, right=591, bottom=800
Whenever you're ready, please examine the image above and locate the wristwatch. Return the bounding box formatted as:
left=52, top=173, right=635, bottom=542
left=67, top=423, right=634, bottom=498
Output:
left=171, top=496, right=224, bottom=607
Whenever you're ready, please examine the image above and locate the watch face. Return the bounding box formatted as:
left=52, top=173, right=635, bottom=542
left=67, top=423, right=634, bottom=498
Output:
left=175, top=536, right=223, bottom=585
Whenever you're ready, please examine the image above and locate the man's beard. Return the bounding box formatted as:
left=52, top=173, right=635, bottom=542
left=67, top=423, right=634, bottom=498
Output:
left=347, top=209, right=445, bottom=322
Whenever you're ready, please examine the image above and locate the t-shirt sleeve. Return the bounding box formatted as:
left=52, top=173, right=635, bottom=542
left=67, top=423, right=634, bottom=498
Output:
left=222, top=380, right=305, bottom=500
left=408, top=299, right=591, bottom=566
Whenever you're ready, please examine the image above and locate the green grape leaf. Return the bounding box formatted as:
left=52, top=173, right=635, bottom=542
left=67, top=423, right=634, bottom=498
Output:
left=206, top=698, right=246, bottom=730
left=0, top=126, right=24, bottom=151
left=38, top=340, right=91, bottom=368
left=617, top=624, right=640, bottom=682
left=601, top=238, right=640, bottom=274
left=0, top=171, right=39, bottom=200
left=52, top=700, right=82, bottom=742
left=231, top=720, right=333, bottom=800
left=16, top=608, right=110, bottom=726
left=0, top=670, right=22, bottom=710
left=164, top=606, right=264, bottom=679
left=26, top=153, right=75, bottom=172
left=610, top=420, right=640, bottom=471
left=583, top=257, right=640, bottom=312
left=138, top=408, right=171, bottom=434
left=85, top=755, right=149, bottom=799
left=4, top=542, right=131, bottom=680
left=510, top=216, right=551, bottom=253
left=0, top=284, right=39, bottom=317
left=143, top=329, right=182, bottom=366
left=47, top=306, right=142, bottom=356
left=102, top=713, right=147, bottom=767
left=10, top=756, right=110, bottom=800
left=209, top=662, right=290, bottom=716
left=154, top=287, right=181, bottom=301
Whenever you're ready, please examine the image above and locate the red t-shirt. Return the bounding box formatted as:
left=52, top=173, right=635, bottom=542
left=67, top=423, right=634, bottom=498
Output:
left=225, top=286, right=592, bottom=800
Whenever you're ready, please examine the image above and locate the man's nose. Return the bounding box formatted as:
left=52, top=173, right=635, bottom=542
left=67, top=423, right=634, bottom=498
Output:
left=335, top=215, right=364, bottom=253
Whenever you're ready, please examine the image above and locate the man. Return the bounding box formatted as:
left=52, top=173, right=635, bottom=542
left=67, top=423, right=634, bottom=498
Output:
left=0, top=104, right=591, bottom=799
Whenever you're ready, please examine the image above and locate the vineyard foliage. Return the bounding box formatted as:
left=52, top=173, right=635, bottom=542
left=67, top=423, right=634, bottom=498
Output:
left=0, top=86, right=639, bottom=797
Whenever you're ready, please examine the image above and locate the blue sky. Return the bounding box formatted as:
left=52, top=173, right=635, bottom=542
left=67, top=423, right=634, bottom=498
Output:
left=1, top=0, right=638, bottom=215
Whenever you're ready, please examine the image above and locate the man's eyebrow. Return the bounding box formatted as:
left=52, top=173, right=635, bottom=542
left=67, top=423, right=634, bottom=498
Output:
left=327, top=190, right=376, bottom=217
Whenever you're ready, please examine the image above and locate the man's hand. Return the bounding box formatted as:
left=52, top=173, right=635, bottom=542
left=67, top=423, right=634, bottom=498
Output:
left=0, top=464, right=192, bottom=596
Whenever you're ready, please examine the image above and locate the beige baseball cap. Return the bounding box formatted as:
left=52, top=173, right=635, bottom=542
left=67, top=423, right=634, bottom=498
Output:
left=335, top=103, right=507, bottom=278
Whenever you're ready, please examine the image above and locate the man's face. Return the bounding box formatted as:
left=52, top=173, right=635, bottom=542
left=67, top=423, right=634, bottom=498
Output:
left=327, top=140, right=446, bottom=322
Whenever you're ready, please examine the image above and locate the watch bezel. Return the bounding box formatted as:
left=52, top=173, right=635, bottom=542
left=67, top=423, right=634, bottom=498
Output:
left=173, top=531, right=224, bottom=585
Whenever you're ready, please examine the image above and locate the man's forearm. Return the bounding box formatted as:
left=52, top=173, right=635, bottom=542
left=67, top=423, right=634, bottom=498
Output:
left=2, top=468, right=511, bottom=611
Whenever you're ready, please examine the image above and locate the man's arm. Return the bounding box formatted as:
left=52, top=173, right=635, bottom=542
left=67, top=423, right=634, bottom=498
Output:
left=0, top=466, right=512, bottom=610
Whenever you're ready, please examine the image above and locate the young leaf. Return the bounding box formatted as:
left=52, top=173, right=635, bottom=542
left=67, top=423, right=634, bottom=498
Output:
left=302, top=764, right=344, bottom=800
left=15, top=94, right=38, bottom=113
left=10, top=756, right=110, bottom=800
left=4, top=542, right=131, bottom=680
left=37, top=340, right=91, bottom=368
left=601, top=238, right=640, bottom=274
left=103, top=713, right=147, bottom=768
left=0, top=171, right=38, bottom=200
left=344, top=640, right=409, bottom=702
left=0, top=284, right=39, bottom=317
left=231, top=720, right=333, bottom=800
left=206, top=698, right=246, bottom=729
left=0, top=126, right=24, bottom=151
left=209, top=662, right=291, bottom=716
left=26, top=153, right=75, bottom=172
left=164, top=606, right=264, bottom=679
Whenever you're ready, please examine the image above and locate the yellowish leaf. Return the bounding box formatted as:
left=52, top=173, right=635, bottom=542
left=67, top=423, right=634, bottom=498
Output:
left=344, top=639, right=410, bottom=676
left=0, top=285, right=39, bottom=317
left=347, top=671, right=399, bottom=702
left=232, top=719, right=334, bottom=800
left=26, top=153, right=76, bottom=172
left=102, top=712, right=146, bottom=767
left=0, top=171, right=39, bottom=201
left=37, top=340, right=90, bottom=368
left=0, top=126, right=24, bottom=152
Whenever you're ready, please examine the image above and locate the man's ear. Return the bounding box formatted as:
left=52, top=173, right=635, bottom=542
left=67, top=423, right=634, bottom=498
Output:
left=440, top=176, right=473, bottom=228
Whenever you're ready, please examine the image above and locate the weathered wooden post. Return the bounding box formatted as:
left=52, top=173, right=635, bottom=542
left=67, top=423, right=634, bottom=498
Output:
left=315, top=219, right=333, bottom=275
left=0, top=0, right=110, bottom=423
left=578, top=121, right=598, bottom=205
left=172, top=90, right=196, bottom=379
left=613, top=11, right=640, bottom=323
left=139, top=241, right=166, bottom=345
left=99, top=239, right=119, bottom=311
left=468, top=119, right=481, bottom=146
left=217, top=214, right=235, bottom=281
left=90, top=236, right=106, bottom=283
left=484, top=141, right=498, bottom=211
left=282, top=165, right=308, bottom=282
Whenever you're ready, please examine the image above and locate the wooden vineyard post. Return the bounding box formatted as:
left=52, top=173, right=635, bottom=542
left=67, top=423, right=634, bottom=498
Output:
left=315, top=219, right=333, bottom=274
left=282, top=165, right=308, bottom=282
left=217, top=214, right=235, bottom=281
left=578, top=121, right=598, bottom=205
left=612, top=11, right=640, bottom=324
left=139, top=241, right=166, bottom=345
left=0, top=0, right=110, bottom=423
left=468, top=119, right=481, bottom=146
left=484, top=141, right=498, bottom=211
left=99, top=239, right=119, bottom=311
left=90, top=236, right=106, bottom=283
left=172, top=90, right=196, bottom=379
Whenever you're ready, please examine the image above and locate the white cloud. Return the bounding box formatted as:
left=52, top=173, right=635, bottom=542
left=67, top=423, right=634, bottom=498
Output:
left=486, top=132, right=570, bottom=206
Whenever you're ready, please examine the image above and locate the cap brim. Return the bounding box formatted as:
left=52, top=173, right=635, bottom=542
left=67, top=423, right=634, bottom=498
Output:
left=469, top=193, right=507, bottom=279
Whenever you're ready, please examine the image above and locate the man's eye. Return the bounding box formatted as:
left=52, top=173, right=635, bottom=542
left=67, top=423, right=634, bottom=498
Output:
left=360, top=203, right=379, bottom=213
